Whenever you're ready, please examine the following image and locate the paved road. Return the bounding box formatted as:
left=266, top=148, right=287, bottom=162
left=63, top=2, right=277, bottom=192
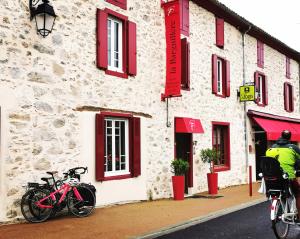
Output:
left=156, top=201, right=300, bottom=239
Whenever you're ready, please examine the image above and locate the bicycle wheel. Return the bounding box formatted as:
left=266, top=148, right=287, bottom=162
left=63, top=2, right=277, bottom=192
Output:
left=21, top=189, right=53, bottom=223
left=67, top=186, right=95, bottom=217
left=272, top=199, right=289, bottom=239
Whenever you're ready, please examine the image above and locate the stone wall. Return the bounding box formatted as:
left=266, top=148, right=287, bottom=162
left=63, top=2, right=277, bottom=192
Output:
left=0, top=0, right=299, bottom=222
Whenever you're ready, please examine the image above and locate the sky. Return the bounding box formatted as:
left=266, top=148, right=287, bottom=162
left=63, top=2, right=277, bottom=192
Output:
left=217, top=0, right=300, bottom=52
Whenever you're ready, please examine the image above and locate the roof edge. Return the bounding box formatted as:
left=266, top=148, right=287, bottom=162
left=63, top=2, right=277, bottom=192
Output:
left=192, top=0, right=300, bottom=62
left=247, top=110, right=300, bottom=123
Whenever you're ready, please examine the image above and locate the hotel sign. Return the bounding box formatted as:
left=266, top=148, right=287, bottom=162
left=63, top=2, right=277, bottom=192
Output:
left=239, top=84, right=255, bottom=102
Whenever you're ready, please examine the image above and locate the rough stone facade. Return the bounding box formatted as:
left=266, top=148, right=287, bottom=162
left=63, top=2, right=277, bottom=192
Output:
left=0, top=0, right=299, bottom=222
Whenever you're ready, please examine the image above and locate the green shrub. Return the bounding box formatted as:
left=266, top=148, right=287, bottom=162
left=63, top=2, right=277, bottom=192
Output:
left=200, top=148, right=220, bottom=173
left=171, top=158, right=189, bottom=176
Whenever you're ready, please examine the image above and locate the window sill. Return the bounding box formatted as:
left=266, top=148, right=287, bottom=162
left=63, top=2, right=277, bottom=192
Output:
left=256, top=102, right=266, bottom=107
left=105, top=69, right=128, bottom=79
left=214, top=165, right=230, bottom=172
left=102, top=174, right=132, bottom=181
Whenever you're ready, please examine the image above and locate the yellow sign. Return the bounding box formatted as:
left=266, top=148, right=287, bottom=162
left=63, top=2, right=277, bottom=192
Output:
left=240, top=85, right=255, bottom=102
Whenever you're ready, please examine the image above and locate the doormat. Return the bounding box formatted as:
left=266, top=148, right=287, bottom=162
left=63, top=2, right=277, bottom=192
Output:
left=190, top=194, right=224, bottom=199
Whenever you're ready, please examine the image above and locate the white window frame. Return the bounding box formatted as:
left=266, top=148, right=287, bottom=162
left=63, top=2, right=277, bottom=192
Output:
left=104, top=118, right=129, bottom=177
left=217, top=59, right=223, bottom=95
left=258, top=75, right=263, bottom=104
left=107, top=16, right=123, bottom=73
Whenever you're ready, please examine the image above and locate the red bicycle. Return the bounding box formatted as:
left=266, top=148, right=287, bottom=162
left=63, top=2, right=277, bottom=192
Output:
left=21, top=169, right=95, bottom=223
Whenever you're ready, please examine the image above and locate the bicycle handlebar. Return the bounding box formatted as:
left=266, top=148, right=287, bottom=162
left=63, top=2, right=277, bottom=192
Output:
left=65, top=167, right=88, bottom=178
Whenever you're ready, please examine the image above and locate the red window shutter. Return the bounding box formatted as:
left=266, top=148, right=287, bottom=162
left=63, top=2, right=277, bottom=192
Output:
left=263, top=76, right=268, bottom=105
left=181, top=38, right=190, bottom=90
left=261, top=43, right=264, bottom=67
left=212, top=54, right=218, bottom=94
left=127, top=21, right=137, bottom=76
left=180, top=0, right=189, bottom=36
left=286, top=57, right=291, bottom=78
left=225, top=60, right=230, bottom=97
left=105, top=0, right=127, bottom=10
left=291, top=85, right=294, bottom=112
left=216, top=17, right=224, bottom=48
left=254, top=72, right=259, bottom=103
left=257, top=41, right=260, bottom=66
left=95, top=114, right=105, bottom=181
left=284, top=82, right=289, bottom=111
left=132, top=117, right=141, bottom=177
left=96, top=9, right=108, bottom=70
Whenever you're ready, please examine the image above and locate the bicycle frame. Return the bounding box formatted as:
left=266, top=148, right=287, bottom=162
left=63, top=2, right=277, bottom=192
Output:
left=35, top=183, right=83, bottom=209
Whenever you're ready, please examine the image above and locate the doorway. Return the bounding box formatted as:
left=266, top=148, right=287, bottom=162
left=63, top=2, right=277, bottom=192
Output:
left=175, top=133, right=193, bottom=193
left=254, top=129, right=267, bottom=180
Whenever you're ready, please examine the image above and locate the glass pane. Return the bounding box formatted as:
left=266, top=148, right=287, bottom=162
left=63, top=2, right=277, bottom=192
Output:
left=108, top=20, right=112, bottom=66
left=107, top=120, right=112, bottom=127
left=121, top=122, right=125, bottom=155
left=121, top=156, right=126, bottom=170
left=106, top=136, right=112, bottom=171
left=114, top=22, right=119, bottom=68
left=107, top=128, right=112, bottom=136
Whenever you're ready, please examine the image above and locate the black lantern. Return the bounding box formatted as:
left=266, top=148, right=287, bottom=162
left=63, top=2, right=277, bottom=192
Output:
left=29, top=0, right=56, bottom=37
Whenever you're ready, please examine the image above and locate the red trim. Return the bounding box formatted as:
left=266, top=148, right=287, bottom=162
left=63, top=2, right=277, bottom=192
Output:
left=286, top=56, right=291, bottom=79
left=100, top=112, right=133, bottom=118
left=212, top=54, right=230, bottom=98
left=127, top=21, right=137, bottom=76
left=132, top=117, right=141, bottom=177
left=105, top=0, right=127, bottom=10
left=212, top=121, right=230, bottom=172
left=247, top=110, right=300, bottom=123
left=181, top=38, right=190, bottom=90
left=96, top=9, right=108, bottom=70
left=188, top=133, right=193, bottom=187
left=95, top=114, right=105, bottom=181
left=180, top=0, right=190, bottom=36
left=105, top=70, right=128, bottom=79
left=254, top=71, right=267, bottom=106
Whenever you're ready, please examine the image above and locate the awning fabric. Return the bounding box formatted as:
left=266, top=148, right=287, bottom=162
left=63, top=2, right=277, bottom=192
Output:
left=253, top=117, right=300, bottom=141
left=175, top=118, right=204, bottom=133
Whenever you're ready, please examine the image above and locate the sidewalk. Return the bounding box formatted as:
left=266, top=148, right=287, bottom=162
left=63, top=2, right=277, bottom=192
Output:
left=0, top=183, right=265, bottom=239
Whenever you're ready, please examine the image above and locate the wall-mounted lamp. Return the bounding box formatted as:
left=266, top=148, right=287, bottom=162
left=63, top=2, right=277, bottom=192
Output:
left=29, top=0, right=56, bottom=37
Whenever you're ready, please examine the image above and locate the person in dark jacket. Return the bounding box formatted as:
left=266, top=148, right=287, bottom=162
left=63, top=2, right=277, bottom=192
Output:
left=266, top=130, right=300, bottom=218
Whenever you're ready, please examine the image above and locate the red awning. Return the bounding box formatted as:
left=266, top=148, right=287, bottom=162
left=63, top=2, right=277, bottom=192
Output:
left=175, top=118, right=204, bottom=133
left=253, top=117, right=300, bottom=141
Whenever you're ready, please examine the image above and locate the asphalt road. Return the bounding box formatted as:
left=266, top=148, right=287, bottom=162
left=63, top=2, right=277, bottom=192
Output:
left=156, top=201, right=300, bottom=239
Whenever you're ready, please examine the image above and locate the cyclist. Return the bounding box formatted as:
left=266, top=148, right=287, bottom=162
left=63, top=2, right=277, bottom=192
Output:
left=266, top=130, right=300, bottom=218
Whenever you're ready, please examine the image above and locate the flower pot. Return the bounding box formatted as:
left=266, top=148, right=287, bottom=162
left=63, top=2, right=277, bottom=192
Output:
left=207, top=172, right=218, bottom=195
left=172, top=175, right=185, bottom=200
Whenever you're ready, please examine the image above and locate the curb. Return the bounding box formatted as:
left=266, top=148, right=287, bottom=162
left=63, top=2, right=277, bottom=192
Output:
left=136, top=198, right=267, bottom=239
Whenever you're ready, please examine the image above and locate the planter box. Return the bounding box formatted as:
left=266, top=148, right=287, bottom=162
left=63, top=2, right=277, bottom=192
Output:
left=207, top=172, right=218, bottom=195
left=172, top=175, right=185, bottom=200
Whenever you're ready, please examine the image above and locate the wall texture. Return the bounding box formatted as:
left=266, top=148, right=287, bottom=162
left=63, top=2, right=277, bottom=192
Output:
left=0, top=0, right=299, bottom=222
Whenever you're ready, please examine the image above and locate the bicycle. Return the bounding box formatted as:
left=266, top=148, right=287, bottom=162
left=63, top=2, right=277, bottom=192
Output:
left=21, top=168, right=95, bottom=223
left=260, top=156, right=300, bottom=239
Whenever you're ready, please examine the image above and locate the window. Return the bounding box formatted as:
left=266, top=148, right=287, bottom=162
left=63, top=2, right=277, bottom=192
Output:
left=257, top=40, right=264, bottom=68
left=212, top=122, right=230, bottom=172
left=105, top=0, right=127, bottom=10
left=179, top=0, right=189, bottom=36
left=212, top=54, right=230, bottom=97
left=95, top=113, right=141, bottom=181
left=284, top=82, right=294, bottom=112
left=286, top=56, right=291, bottom=79
left=108, top=17, right=123, bottom=72
left=96, top=8, right=137, bottom=78
left=254, top=71, right=268, bottom=106
left=215, top=17, right=224, bottom=48
left=181, top=38, right=190, bottom=90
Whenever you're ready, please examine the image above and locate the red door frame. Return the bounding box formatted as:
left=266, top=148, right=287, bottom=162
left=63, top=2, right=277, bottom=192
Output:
left=174, top=119, right=193, bottom=188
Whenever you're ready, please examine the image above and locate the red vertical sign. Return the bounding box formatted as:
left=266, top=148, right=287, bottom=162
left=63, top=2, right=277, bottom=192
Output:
left=162, top=0, right=181, bottom=100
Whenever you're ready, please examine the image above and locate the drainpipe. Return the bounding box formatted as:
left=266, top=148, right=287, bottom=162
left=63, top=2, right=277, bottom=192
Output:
left=242, top=25, right=251, bottom=182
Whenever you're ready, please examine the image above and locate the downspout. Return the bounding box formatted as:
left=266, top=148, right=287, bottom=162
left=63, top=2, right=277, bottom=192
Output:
left=242, top=25, right=251, bottom=181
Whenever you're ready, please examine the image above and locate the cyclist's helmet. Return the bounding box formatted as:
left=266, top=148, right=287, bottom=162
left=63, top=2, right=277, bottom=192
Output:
left=281, top=130, right=291, bottom=140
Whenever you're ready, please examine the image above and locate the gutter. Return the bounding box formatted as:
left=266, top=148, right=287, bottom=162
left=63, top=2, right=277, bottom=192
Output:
left=241, top=25, right=251, bottom=180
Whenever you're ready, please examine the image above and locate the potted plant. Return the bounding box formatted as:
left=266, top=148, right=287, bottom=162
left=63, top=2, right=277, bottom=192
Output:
left=170, top=158, right=189, bottom=200
left=200, top=148, right=220, bottom=195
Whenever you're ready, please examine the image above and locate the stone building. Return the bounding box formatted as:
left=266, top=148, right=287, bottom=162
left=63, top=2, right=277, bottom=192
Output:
left=0, top=0, right=299, bottom=222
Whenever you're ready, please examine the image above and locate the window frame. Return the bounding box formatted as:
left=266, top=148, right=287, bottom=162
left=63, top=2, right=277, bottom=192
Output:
left=215, top=17, right=224, bottom=48
left=212, top=121, right=230, bottom=172
left=96, top=8, right=137, bottom=78
left=95, top=112, right=141, bottom=181
left=212, top=54, right=230, bottom=98
left=104, top=117, right=130, bottom=177
left=254, top=71, right=268, bottom=107
left=284, top=82, right=294, bottom=112
left=107, top=16, right=123, bottom=73
left=181, top=38, right=190, bottom=91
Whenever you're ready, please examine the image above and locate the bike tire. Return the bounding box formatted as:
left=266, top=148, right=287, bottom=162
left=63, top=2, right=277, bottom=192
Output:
left=67, top=186, right=95, bottom=217
left=20, top=189, right=53, bottom=223
left=272, top=199, right=290, bottom=239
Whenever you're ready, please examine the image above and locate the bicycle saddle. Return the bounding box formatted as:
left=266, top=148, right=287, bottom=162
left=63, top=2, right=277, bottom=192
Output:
left=41, top=177, right=52, bottom=183
left=46, top=171, right=58, bottom=176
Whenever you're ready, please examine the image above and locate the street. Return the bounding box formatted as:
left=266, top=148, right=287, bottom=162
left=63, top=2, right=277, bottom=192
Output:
left=156, top=201, right=300, bottom=239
